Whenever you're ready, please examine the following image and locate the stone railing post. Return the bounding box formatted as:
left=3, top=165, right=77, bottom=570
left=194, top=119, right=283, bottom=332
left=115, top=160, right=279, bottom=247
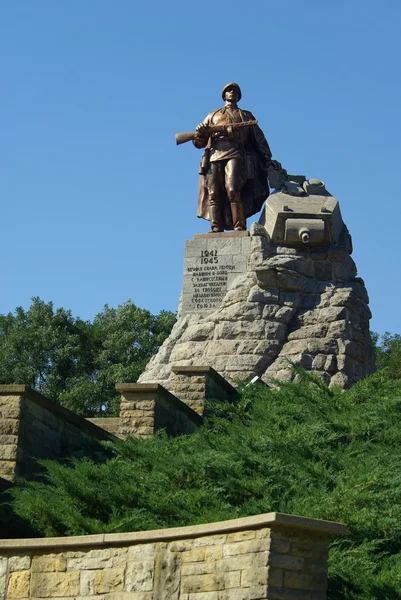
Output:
left=116, top=383, right=202, bottom=438
left=171, top=365, right=238, bottom=415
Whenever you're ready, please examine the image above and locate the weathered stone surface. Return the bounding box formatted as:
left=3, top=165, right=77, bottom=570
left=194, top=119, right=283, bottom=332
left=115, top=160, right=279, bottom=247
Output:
left=80, top=570, right=95, bottom=595
left=6, top=570, right=30, bottom=598
left=68, top=554, right=112, bottom=571
left=181, top=572, right=226, bottom=593
left=288, top=324, right=328, bottom=340
left=128, top=544, right=156, bottom=561
left=283, top=570, right=327, bottom=591
left=0, top=444, right=17, bottom=460
left=0, top=460, right=17, bottom=481
left=248, top=285, right=278, bottom=304
left=268, top=255, right=314, bottom=277
left=138, top=197, right=374, bottom=392
left=250, top=221, right=268, bottom=237
left=181, top=322, right=215, bottom=342
left=0, top=420, right=19, bottom=435
left=153, top=545, right=181, bottom=599
left=94, top=568, right=124, bottom=593
left=269, top=552, right=304, bottom=571
left=8, top=555, right=31, bottom=572
left=0, top=558, right=7, bottom=600
left=222, top=539, right=269, bottom=556
left=30, top=571, right=80, bottom=597
left=125, top=559, right=154, bottom=592
left=32, top=554, right=67, bottom=573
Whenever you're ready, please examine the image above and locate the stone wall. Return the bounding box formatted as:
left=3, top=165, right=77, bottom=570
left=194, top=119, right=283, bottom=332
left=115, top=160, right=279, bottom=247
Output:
left=112, top=383, right=202, bottom=438
left=0, top=381, right=204, bottom=486
left=170, top=366, right=238, bottom=416
left=0, top=386, right=114, bottom=485
left=0, top=512, right=346, bottom=599
left=89, top=383, right=203, bottom=439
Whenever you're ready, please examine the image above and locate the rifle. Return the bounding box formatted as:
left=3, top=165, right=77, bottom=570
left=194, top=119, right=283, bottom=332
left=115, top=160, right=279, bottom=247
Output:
left=175, top=120, right=258, bottom=145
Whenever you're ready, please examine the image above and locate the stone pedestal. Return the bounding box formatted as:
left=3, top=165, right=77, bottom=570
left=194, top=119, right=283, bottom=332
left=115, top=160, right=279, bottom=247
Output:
left=115, top=383, right=202, bottom=438
left=181, top=231, right=251, bottom=316
left=139, top=186, right=375, bottom=396
left=171, top=366, right=238, bottom=415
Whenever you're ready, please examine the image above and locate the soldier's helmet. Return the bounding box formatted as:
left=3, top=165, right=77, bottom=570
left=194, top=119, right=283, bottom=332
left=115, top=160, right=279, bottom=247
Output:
left=222, top=82, right=242, bottom=101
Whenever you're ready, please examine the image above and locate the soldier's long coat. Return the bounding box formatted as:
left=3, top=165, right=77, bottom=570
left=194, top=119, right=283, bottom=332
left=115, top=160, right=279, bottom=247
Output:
left=196, top=107, right=271, bottom=230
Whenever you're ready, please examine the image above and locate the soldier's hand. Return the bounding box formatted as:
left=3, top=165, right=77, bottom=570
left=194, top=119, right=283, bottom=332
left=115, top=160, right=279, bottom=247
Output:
left=196, top=123, right=210, bottom=138
left=269, top=159, right=282, bottom=171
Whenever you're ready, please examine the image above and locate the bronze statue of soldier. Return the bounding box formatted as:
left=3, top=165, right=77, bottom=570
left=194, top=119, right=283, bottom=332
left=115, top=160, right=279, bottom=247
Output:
left=192, top=83, right=280, bottom=232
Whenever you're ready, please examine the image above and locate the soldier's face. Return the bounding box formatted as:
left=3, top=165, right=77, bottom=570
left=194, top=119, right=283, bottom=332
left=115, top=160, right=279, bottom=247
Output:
left=225, top=87, right=239, bottom=102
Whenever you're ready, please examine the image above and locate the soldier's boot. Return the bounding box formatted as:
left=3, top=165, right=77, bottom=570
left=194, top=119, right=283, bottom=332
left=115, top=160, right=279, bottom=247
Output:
left=209, top=204, right=224, bottom=232
left=231, top=203, right=246, bottom=231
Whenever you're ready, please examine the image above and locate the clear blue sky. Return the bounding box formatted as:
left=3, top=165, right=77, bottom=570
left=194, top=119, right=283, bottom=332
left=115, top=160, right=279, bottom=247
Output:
left=2, top=1, right=400, bottom=335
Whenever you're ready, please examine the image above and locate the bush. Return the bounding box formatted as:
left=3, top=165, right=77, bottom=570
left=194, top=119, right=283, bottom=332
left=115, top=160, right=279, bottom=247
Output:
left=5, top=369, right=401, bottom=598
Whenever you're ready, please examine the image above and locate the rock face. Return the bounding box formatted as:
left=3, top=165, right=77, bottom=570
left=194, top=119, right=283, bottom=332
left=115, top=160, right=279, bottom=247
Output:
left=139, top=183, right=375, bottom=391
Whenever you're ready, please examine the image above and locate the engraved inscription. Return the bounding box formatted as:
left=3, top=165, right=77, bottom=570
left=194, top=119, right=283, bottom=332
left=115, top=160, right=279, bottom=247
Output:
left=200, top=249, right=218, bottom=264
left=181, top=236, right=250, bottom=316
left=186, top=249, right=235, bottom=311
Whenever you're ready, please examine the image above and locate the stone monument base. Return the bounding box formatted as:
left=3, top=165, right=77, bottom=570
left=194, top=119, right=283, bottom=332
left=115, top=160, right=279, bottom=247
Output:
left=139, top=185, right=375, bottom=395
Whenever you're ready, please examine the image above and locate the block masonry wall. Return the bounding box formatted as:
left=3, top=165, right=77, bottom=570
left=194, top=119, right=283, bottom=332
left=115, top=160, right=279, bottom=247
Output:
left=0, top=379, right=208, bottom=487
left=170, top=366, right=238, bottom=416
left=0, top=512, right=346, bottom=599
left=111, top=383, right=202, bottom=437
left=0, top=386, right=114, bottom=485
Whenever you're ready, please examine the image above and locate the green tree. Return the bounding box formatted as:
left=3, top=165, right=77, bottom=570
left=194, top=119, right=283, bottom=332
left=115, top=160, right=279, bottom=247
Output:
left=58, top=302, right=176, bottom=416
left=0, top=298, right=91, bottom=392
left=374, top=332, right=401, bottom=379
left=0, top=297, right=175, bottom=416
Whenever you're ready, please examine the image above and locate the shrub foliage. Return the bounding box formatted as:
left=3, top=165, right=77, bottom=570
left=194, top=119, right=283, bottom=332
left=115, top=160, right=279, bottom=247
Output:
left=6, top=367, right=401, bottom=599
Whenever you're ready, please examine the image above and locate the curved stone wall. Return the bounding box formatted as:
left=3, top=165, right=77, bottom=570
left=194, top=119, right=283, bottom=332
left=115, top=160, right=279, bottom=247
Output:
left=0, top=512, right=346, bottom=599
